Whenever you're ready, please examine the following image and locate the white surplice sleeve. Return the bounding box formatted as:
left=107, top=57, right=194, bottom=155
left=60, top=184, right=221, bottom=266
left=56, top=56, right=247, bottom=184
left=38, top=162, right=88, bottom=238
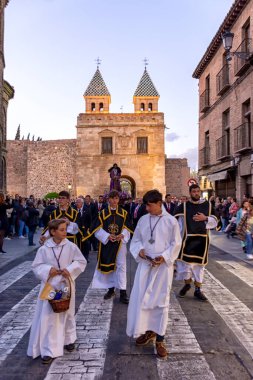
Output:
left=161, top=220, right=182, bottom=267
left=121, top=228, right=130, bottom=244
left=66, top=245, right=87, bottom=280
left=130, top=222, right=144, bottom=263
left=32, top=247, right=52, bottom=283
left=206, top=216, right=218, bottom=229
left=67, top=222, right=79, bottom=235
left=95, top=227, right=110, bottom=244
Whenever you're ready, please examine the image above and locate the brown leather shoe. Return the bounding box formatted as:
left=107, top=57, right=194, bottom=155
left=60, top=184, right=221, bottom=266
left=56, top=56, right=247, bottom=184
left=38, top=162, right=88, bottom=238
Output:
left=155, top=342, right=168, bottom=359
left=135, top=331, right=156, bottom=346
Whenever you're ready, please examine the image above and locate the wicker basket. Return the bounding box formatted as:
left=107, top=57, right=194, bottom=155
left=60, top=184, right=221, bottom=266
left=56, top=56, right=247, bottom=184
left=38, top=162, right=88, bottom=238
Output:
left=48, top=276, right=71, bottom=313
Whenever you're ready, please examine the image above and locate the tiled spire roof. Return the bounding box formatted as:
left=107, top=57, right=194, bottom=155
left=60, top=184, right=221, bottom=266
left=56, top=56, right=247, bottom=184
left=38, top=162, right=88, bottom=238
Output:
left=84, top=68, right=110, bottom=96
left=134, top=68, right=159, bottom=97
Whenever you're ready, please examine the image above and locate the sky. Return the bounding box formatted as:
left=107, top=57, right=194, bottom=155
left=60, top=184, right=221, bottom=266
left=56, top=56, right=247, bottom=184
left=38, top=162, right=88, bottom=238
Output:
left=4, top=0, right=234, bottom=170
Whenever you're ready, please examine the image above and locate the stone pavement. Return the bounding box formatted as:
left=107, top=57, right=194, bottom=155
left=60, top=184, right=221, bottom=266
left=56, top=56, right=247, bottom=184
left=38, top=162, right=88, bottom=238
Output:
left=0, top=231, right=253, bottom=379
left=210, top=230, right=253, bottom=264
left=0, top=230, right=41, bottom=269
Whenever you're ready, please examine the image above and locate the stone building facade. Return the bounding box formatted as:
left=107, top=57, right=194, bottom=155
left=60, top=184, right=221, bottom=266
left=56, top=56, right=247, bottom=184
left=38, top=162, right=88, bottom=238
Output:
left=6, top=67, right=190, bottom=198
left=165, top=158, right=190, bottom=197
left=0, top=1, right=14, bottom=194
left=194, top=0, right=253, bottom=201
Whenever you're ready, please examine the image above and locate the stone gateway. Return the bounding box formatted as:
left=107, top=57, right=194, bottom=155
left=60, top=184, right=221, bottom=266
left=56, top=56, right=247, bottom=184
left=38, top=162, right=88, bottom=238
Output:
left=7, top=67, right=190, bottom=198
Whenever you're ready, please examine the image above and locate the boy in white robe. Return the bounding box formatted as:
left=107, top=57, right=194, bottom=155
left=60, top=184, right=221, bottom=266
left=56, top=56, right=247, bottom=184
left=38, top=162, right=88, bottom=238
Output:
left=27, top=219, right=86, bottom=364
left=126, top=190, right=181, bottom=359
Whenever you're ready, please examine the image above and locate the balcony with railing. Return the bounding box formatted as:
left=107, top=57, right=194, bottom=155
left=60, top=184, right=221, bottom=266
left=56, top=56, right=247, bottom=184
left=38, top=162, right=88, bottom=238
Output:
left=200, top=89, right=210, bottom=113
left=234, top=38, right=252, bottom=76
left=199, top=146, right=210, bottom=167
left=216, top=64, right=230, bottom=96
left=216, top=135, right=230, bottom=160
left=234, top=122, right=252, bottom=152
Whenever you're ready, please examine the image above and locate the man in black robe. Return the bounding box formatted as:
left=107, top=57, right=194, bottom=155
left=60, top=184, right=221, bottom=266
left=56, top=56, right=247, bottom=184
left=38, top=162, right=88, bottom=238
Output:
left=89, top=190, right=133, bottom=304
left=174, top=184, right=217, bottom=301
left=41, top=191, right=89, bottom=245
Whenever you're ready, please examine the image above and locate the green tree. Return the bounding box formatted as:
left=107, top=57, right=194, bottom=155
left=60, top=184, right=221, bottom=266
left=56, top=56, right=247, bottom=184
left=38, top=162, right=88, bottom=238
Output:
left=15, top=125, right=20, bottom=140
left=44, top=192, right=59, bottom=199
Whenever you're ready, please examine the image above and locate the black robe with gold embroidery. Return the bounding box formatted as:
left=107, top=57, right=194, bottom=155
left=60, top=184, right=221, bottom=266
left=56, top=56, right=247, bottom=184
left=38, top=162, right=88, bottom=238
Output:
left=174, top=200, right=217, bottom=265
left=42, top=206, right=90, bottom=245
left=89, top=206, right=133, bottom=274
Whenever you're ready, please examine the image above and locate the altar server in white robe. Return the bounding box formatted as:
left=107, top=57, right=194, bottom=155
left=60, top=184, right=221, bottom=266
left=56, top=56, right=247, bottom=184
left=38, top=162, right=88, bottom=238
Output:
left=27, top=219, right=86, bottom=364
left=126, top=189, right=181, bottom=359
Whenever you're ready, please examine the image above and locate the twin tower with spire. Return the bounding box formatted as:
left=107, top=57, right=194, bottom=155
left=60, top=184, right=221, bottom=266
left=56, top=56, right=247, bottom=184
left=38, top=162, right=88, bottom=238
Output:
left=76, top=65, right=166, bottom=198
left=83, top=66, right=160, bottom=113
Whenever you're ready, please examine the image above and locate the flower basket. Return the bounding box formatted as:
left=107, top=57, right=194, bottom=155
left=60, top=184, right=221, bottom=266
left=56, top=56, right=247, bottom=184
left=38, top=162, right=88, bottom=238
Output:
left=48, top=276, right=71, bottom=313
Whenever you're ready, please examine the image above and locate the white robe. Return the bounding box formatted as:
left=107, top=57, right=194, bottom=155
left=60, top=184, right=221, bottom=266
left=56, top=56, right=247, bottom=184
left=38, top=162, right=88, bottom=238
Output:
left=126, top=210, right=181, bottom=338
left=92, top=227, right=130, bottom=290
left=27, top=238, right=87, bottom=359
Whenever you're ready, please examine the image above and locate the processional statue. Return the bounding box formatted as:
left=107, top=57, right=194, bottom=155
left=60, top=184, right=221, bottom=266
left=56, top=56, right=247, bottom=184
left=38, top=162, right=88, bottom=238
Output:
left=108, top=163, right=122, bottom=192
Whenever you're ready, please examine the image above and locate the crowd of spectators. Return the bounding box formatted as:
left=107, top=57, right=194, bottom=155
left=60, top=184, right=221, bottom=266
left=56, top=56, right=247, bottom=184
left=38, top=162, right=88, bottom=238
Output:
left=2, top=191, right=252, bottom=259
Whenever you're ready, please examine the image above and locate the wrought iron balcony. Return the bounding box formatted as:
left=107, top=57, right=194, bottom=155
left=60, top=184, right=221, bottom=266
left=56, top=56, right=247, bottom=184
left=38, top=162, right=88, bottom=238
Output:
left=199, top=146, right=210, bottom=167
left=200, top=89, right=210, bottom=113
left=216, top=64, right=230, bottom=96
left=234, top=122, right=252, bottom=152
left=234, top=38, right=252, bottom=76
left=216, top=135, right=230, bottom=160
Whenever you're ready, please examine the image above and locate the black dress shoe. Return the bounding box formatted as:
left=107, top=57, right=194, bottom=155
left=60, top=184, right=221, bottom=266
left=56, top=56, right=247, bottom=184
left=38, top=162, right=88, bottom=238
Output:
left=104, top=289, right=116, bottom=300
left=41, top=356, right=53, bottom=364
left=0, top=250, right=6, bottom=253
left=194, top=288, right=208, bottom=301
left=64, top=343, right=75, bottom=352
left=119, top=290, right=129, bottom=304
left=178, top=283, right=191, bottom=298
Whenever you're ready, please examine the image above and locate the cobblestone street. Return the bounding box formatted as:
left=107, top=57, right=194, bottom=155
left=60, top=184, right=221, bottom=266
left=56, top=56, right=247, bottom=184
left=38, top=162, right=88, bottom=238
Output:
left=1, top=231, right=253, bottom=380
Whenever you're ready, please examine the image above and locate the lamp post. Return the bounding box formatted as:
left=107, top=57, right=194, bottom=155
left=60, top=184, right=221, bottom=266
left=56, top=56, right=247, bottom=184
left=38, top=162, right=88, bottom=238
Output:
left=222, top=30, right=253, bottom=63
left=222, top=31, right=234, bottom=61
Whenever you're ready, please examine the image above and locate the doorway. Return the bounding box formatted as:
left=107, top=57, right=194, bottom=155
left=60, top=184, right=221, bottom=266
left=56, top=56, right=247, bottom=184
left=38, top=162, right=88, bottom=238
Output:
left=120, top=176, right=136, bottom=198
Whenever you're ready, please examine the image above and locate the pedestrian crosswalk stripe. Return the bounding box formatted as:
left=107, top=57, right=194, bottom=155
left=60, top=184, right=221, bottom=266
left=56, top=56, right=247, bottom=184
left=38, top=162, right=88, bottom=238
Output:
left=167, top=293, right=202, bottom=354
left=0, top=285, right=40, bottom=365
left=157, top=292, right=216, bottom=379
left=214, top=259, right=253, bottom=287
left=0, top=261, right=32, bottom=294
left=205, top=270, right=253, bottom=358
left=45, top=285, right=113, bottom=380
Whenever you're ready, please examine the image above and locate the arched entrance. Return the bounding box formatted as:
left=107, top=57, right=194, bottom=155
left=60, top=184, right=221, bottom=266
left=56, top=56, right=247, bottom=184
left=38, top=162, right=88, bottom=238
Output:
left=120, top=176, right=136, bottom=199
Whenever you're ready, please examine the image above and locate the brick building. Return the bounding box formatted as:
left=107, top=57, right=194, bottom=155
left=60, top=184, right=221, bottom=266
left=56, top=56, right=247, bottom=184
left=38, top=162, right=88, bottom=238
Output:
left=194, top=0, right=253, bottom=201
left=0, top=1, right=14, bottom=194
left=7, top=67, right=190, bottom=198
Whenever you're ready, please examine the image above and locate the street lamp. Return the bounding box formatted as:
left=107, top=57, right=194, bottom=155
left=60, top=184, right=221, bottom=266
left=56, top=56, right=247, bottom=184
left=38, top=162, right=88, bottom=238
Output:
left=67, top=183, right=72, bottom=193
left=222, top=30, right=253, bottom=63
left=222, top=31, right=234, bottom=61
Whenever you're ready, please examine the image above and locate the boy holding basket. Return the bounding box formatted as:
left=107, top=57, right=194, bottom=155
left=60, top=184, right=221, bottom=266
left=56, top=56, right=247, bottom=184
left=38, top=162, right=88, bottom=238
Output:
left=27, top=219, right=86, bottom=364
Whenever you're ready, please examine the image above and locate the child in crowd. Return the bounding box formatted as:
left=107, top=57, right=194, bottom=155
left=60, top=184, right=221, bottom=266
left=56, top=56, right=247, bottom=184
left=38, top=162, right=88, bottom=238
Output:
left=27, top=219, right=87, bottom=364
left=225, top=215, right=237, bottom=238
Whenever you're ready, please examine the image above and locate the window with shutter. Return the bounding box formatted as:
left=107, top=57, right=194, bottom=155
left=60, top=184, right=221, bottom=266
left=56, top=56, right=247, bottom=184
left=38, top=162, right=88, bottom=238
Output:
left=137, top=137, right=148, bottom=154
left=102, top=137, right=113, bottom=154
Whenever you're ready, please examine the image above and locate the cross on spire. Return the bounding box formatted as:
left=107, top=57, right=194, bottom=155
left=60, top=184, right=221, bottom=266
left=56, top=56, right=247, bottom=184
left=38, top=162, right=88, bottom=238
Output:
left=143, top=57, right=149, bottom=70
left=95, top=57, right=102, bottom=68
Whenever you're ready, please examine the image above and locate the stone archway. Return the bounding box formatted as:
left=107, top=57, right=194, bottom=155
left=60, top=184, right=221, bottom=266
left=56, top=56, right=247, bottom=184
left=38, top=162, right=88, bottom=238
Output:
left=120, top=176, right=136, bottom=199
